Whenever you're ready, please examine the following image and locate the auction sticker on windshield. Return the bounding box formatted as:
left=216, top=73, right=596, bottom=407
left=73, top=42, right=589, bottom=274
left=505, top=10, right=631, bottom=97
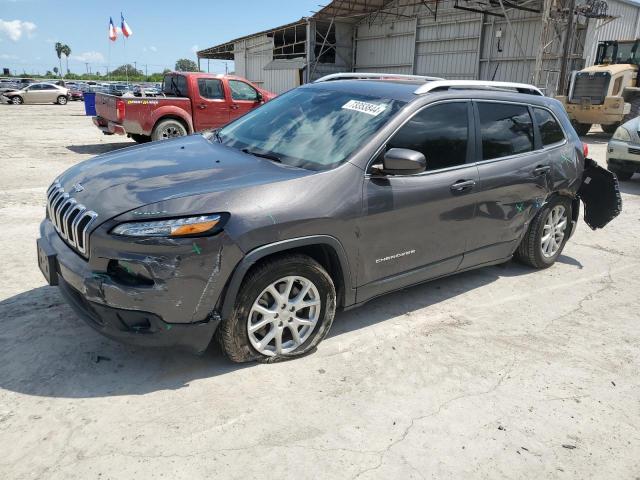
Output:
left=342, top=99, right=387, bottom=116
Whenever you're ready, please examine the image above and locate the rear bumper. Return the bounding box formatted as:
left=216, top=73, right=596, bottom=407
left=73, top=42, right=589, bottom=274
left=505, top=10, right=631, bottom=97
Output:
left=92, top=116, right=126, bottom=135
left=58, top=276, right=220, bottom=352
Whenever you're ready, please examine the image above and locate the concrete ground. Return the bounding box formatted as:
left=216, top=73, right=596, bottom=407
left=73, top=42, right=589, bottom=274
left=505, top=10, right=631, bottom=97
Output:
left=0, top=102, right=638, bottom=480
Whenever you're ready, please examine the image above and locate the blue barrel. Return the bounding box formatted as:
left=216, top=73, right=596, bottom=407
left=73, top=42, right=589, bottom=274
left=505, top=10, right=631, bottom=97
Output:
left=83, top=92, right=96, bottom=116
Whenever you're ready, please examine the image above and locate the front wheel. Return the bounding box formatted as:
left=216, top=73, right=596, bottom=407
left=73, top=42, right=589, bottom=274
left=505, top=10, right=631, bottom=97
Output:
left=151, top=119, right=187, bottom=141
left=601, top=123, right=619, bottom=134
left=516, top=197, right=572, bottom=269
left=217, top=254, right=336, bottom=363
left=56, top=95, right=68, bottom=105
left=11, top=96, right=23, bottom=105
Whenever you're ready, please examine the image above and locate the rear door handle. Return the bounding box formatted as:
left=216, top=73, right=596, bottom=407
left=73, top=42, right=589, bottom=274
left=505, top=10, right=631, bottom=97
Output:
left=533, top=165, right=551, bottom=176
left=450, top=179, right=476, bottom=192
left=197, top=104, right=206, bottom=110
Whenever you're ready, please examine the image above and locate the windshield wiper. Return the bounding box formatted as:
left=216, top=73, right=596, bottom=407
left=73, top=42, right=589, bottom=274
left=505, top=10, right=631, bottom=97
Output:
left=241, top=148, right=282, bottom=163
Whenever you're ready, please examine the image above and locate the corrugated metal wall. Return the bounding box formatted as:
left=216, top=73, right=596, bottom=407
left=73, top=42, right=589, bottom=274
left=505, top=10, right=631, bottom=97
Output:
left=351, top=0, right=597, bottom=95
left=583, top=0, right=640, bottom=66
left=354, top=18, right=417, bottom=74
left=233, top=35, right=300, bottom=94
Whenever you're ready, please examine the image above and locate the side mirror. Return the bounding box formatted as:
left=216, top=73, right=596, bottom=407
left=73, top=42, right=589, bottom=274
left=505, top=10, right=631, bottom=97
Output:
left=255, top=91, right=264, bottom=103
left=382, top=148, right=426, bottom=175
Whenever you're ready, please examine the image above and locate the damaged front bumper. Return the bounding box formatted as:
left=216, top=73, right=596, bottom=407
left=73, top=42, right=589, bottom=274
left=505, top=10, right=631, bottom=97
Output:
left=37, top=218, right=242, bottom=353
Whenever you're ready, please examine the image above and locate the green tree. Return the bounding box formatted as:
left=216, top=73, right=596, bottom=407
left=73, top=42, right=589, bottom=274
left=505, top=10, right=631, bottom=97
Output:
left=175, top=58, right=199, bottom=72
left=110, top=64, right=143, bottom=77
left=61, top=44, right=71, bottom=75
left=54, top=42, right=64, bottom=77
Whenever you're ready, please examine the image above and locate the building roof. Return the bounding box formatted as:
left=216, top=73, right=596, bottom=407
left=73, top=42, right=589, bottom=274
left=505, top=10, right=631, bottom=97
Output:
left=197, top=19, right=307, bottom=60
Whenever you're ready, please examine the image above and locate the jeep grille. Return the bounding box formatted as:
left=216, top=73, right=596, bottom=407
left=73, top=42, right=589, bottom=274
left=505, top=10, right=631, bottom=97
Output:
left=46, top=181, right=98, bottom=257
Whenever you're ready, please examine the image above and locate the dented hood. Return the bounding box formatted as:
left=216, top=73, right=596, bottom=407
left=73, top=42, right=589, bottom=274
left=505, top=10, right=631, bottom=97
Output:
left=56, top=135, right=312, bottom=221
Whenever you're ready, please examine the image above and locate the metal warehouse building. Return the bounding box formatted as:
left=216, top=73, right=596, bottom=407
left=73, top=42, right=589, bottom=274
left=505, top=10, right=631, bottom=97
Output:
left=197, top=0, right=640, bottom=95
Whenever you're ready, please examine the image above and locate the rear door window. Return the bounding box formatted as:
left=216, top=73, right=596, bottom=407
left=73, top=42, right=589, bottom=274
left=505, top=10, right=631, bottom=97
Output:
left=198, top=78, right=224, bottom=99
left=477, top=102, right=534, bottom=160
left=387, top=102, right=469, bottom=171
left=533, top=108, right=565, bottom=146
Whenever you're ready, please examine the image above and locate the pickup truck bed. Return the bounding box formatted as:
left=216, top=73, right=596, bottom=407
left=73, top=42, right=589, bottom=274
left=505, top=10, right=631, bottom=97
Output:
left=93, top=72, right=275, bottom=142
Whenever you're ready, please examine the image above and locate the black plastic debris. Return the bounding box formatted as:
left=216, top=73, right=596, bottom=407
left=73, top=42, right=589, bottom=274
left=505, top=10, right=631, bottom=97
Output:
left=578, top=158, right=622, bottom=230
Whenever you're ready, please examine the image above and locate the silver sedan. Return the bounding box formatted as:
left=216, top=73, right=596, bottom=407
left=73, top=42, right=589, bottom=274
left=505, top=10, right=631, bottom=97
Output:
left=607, top=116, right=640, bottom=181
left=1, top=82, right=69, bottom=105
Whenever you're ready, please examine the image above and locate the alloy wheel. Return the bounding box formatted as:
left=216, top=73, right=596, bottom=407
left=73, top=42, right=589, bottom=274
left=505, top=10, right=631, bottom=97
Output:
left=541, top=205, right=567, bottom=258
left=160, top=125, right=183, bottom=139
left=247, top=276, right=321, bottom=356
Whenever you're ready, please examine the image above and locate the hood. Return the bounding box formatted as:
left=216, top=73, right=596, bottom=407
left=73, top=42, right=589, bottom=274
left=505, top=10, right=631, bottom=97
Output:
left=56, top=135, right=312, bottom=222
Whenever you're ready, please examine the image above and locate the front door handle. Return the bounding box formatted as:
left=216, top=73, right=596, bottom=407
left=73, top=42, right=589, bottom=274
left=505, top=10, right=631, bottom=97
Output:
left=230, top=104, right=239, bottom=110
left=450, top=179, right=476, bottom=192
left=533, top=165, right=551, bottom=176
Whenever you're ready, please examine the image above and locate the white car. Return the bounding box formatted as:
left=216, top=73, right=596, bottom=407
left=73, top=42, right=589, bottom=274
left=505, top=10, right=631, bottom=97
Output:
left=607, top=117, right=640, bottom=180
left=2, top=82, right=69, bottom=105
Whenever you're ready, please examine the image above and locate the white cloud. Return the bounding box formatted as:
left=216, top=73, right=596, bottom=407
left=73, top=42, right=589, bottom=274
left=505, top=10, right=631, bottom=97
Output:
left=70, top=51, right=105, bottom=63
left=0, top=53, right=17, bottom=59
left=191, top=44, right=199, bottom=53
left=149, top=45, right=157, bottom=52
left=0, top=18, right=36, bottom=42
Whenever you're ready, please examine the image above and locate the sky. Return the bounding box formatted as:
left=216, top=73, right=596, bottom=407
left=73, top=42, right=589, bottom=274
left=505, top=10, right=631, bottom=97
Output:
left=0, top=0, right=321, bottom=75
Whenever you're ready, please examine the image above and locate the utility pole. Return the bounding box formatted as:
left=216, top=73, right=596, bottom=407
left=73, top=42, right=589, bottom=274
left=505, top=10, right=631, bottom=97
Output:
left=558, top=0, right=577, bottom=95
left=133, top=61, right=137, bottom=74
left=207, top=59, right=210, bottom=73
left=144, top=64, right=148, bottom=77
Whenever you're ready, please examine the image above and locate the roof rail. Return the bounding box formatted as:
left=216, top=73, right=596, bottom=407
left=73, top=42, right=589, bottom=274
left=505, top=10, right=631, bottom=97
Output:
left=414, top=80, right=544, bottom=96
left=314, top=72, right=444, bottom=83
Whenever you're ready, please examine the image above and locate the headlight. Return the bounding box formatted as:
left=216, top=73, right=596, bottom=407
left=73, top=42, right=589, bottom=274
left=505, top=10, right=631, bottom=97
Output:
left=612, top=126, right=631, bottom=141
left=111, top=214, right=223, bottom=237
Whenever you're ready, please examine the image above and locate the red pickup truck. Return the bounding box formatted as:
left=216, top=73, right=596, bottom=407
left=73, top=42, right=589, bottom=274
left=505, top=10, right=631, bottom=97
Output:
left=93, top=72, right=275, bottom=142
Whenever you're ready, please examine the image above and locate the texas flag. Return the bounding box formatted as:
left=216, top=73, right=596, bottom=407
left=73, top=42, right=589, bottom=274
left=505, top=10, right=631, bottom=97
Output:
left=108, top=17, right=118, bottom=41
left=121, top=13, right=133, bottom=38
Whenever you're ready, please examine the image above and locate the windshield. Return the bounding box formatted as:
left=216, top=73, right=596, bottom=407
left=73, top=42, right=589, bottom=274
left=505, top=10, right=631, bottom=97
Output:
left=217, top=87, right=406, bottom=170
left=597, top=41, right=640, bottom=65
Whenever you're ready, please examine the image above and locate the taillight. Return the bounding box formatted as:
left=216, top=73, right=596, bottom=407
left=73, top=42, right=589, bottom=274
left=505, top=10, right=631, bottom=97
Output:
left=116, top=99, right=125, bottom=122
left=582, top=142, right=589, bottom=158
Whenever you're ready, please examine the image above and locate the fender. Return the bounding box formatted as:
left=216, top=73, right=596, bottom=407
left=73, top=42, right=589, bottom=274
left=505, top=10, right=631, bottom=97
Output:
left=148, top=104, right=194, bottom=134
left=219, top=235, right=355, bottom=320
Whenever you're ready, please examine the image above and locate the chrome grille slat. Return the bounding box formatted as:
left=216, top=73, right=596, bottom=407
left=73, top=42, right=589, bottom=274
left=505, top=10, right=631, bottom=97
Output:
left=45, top=181, right=98, bottom=258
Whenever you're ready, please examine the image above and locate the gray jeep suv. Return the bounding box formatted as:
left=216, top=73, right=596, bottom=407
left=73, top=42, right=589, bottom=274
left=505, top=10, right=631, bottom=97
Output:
left=37, top=75, right=619, bottom=362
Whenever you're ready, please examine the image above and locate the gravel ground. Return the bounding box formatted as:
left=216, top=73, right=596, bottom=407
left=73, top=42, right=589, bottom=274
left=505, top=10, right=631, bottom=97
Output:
left=0, top=102, right=639, bottom=479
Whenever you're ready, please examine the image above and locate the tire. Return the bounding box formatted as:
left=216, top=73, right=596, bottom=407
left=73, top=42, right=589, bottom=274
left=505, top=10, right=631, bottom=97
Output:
left=130, top=133, right=151, bottom=144
left=217, top=254, right=336, bottom=363
left=11, top=96, right=23, bottom=105
left=622, top=95, right=640, bottom=123
left=151, top=118, right=187, bottom=141
left=601, top=123, right=619, bottom=134
left=608, top=166, right=633, bottom=181
left=516, top=197, right=572, bottom=269
left=56, top=95, right=68, bottom=105
left=572, top=121, right=591, bottom=136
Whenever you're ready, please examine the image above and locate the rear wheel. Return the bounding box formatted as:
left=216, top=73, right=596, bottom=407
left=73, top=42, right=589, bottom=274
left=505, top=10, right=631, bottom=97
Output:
left=572, top=121, right=591, bottom=136
left=217, top=254, right=336, bottom=363
left=11, top=96, right=23, bottom=105
left=130, top=133, right=151, bottom=144
left=56, top=95, right=68, bottom=105
left=516, top=197, right=572, bottom=269
left=151, top=119, right=187, bottom=141
left=601, top=123, right=619, bottom=134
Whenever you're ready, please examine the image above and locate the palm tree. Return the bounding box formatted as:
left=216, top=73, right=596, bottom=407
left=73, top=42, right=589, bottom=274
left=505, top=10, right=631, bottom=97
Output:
left=61, top=44, right=71, bottom=75
left=54, top=42, right=63, bottom=78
